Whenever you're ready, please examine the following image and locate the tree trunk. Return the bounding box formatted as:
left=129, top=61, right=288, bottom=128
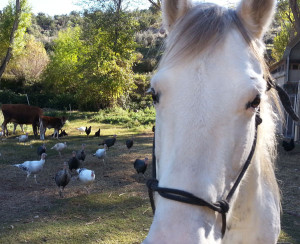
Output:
left=0, top=0, right=21, bottom=80
left=148, top=0, right=161, bottom=10
left=289, top=0, right=300, bottom=32
left=113, top=0, right=122, bottom=50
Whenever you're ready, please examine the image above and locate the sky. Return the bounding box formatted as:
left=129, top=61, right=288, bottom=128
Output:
left=0, top=0, right=239, bottom=16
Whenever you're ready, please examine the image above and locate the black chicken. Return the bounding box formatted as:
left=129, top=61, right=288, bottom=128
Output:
left=94, top=128, right=100, bottom=137
left=126, top=138, right=133, bottom=150
left=282, top=138, right=295, bottom=152
left=51, top=130, right=68, bottom=138
left=37, top=143, right=46, bottom=157
left=85, top=126, right=92, bottom=137
left=76, top=144, right=86, bottom=161
left=134, top=157, right=149, bottom=178
left=55, top=162, right=71, bottom=197
left=99, top=135, right=117, bottom=149
left=59, top=130, right=68, bottom=137
left=68, top=151, right=81, bottom=171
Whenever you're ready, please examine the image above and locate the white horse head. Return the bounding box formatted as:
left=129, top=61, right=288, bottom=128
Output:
left=144, top=0, right=281, bottom=243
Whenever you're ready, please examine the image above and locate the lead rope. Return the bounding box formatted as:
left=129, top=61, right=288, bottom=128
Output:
left=148, top=127, right=156, bottom=214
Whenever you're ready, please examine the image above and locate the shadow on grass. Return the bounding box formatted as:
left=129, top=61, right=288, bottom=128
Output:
left=0, top=192, right=153, bottom=244
left=280, top=213, right=300, bottom=243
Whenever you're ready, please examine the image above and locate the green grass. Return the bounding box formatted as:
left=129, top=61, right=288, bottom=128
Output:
left=0, top=192, right=152, bottom=244
left=91, top=107, right=155, bottom=129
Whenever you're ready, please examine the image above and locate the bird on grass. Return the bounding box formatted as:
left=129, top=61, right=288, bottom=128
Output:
left=77, top=168, right=95, bottom=193
left=94, top=128, right=100, bottom=137
left=98, top=135, right=117, bottom=149
left=126, top=137, right=134, bottom=150
left=13, top=153, right=47, bottom=183
left=68, top=151, right=81, bottom=172
left=93, top=144, right=107, bottom=162
left=85, top=126, right=92, bottom=137
left=76, top=144, right=86, bottom=161
left=282, top=137, right=295, bottom=152
left=55, top=162, right=71, bottom=198
left=76, top=127, right=86, bottom=134
left=59, top=130, right=68, bottom=137
left=37, top=143, right=46, bottom=157
left=134, top=157, right=149, bottom=178
left=51, top=142, right=67, bottom=157
left=51, top=130, right=68, bottom=138
left=16, top=133, right=29, bottom=144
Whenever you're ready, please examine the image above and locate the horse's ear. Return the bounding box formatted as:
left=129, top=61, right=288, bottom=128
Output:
left=237, top=0, right=276, bottom=39
left=162, top=0, right=192, bottom=32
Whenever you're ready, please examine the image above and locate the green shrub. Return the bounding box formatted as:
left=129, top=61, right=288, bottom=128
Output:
left=0, top=90, right=28, bottom=104
left=91, top=107, right=155, bottom=128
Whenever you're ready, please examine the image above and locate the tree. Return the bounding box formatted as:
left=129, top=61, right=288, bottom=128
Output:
left=7, top=34, right=49, bottom=84
left=42, top=26, right=83, bottom=93
left=77, top=25, right=138, bottom=109
left=147, top=0, right=161, bottom=10
left=0, top=0, right=32, bottom=80
left=272, top=0, right=300, bottom=62
left=289, top=0, right=300, bottom=32
left=72, top=0, right=139, bottom=109
left=0, top=0, right=21, bottom=80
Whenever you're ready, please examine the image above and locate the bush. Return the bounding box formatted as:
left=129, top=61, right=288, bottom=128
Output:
left=133, top=58, right=157, bottom=73
left=91, top=107, right=155, bottom=128
left=125, top=74, right=153, bottom=111
left=0, top=90, right=78, bottom=110
left=0, top=90, right=28, bottom=104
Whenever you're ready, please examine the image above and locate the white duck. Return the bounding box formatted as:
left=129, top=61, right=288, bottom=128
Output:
left=76, top=168, right=95, bottom=193
left=16, top=133, right=29, bottom=144
left=51, top=142, right=67, bottom=157
left=93, top=144, right=107, bottom=162
left=13, top=153, right=47, bottom=183
left=76, top=127, right=86, bottom=134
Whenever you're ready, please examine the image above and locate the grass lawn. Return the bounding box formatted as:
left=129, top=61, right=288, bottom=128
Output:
left=0, top=111, right=299, bottom=243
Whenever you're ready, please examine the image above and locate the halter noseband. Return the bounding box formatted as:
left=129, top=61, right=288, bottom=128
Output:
left=146, top=81, right=299, bottom=238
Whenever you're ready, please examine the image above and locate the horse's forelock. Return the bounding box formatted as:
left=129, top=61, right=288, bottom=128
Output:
left=160, top=4, right=234, bottom=67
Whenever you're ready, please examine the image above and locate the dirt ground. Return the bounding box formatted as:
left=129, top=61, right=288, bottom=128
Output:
left=0, top=132, right=299, bottom=243
left=0, top=133, right=153, bottom=225
left=276, top=144, right=300, bottom=243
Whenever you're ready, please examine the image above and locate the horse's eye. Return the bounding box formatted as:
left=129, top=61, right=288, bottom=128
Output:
left=249, top=95, right=261, bottom=109
left=147, top=88, right=160, bottom=104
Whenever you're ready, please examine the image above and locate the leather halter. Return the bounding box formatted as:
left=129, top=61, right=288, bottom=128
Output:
left=146, top=83, right=299, bottom=238
left=147, top=113, right=262, bottom=237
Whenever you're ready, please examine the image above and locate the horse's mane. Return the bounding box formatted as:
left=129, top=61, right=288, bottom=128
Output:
left=160, top=3, right=281, bottom=200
